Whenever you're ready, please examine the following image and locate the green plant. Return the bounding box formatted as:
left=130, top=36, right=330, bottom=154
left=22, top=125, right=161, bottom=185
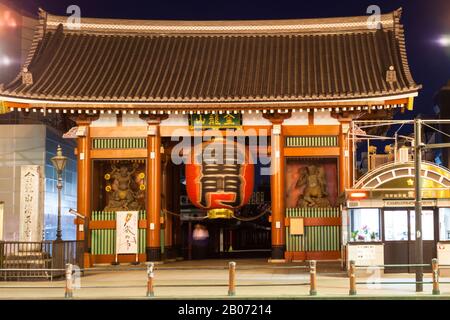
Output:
left=351, top=230, right=359, bottom=241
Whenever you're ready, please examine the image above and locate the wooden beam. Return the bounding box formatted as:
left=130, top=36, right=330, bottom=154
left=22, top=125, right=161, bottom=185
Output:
left=90, top=126, right=147, bottom=138
left=160, top=125, right=273, bottom=137
left=90, top=149, right=147, bottom=159
left=89, top=220, right=148, bottom=229
left=282, top=125, right=340, bottom=136
left=284, top=147, right=340, bottom=157
left=91, top=254, right=147, bottom=264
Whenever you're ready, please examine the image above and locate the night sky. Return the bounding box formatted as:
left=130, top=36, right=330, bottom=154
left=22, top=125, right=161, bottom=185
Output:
left=6, top=0, right=450, bottom=118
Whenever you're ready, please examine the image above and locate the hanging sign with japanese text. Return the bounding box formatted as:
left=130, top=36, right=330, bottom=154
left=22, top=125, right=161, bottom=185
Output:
left=189, top=113, right=242, bottom=129
left=116, top=211, right=138, bottom=254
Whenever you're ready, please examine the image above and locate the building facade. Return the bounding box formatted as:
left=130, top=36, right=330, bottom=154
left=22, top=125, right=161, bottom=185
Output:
left=0, top=8, right=420, bottom=266
left=0, top=124, right=77, bottom=241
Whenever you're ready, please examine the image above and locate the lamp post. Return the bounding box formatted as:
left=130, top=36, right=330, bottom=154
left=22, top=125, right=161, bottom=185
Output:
left=414, top=118, right=424, bottom=292
left=51, top=145, right=68, bottom=241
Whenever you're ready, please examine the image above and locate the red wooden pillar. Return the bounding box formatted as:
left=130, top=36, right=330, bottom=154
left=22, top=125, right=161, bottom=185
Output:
left=74, top=119, right=94, bottom=268
left=264, top=112, right=291, bottom=261
left=146, top=124, right=162, bottom=261
left=172, top=163, right=182, bottom=259
left=163, top=154, right=174, bottom=260
left=270, top=122, right=285, bottom=260
left=339, top=119, right=352, bottom=192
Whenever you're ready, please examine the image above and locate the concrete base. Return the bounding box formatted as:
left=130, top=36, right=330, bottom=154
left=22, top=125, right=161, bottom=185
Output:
left=271, top=245, right=285, bottom=260
left=84, top=253, right=92, bottom=268
left=146, top=247, right=162, bottom=262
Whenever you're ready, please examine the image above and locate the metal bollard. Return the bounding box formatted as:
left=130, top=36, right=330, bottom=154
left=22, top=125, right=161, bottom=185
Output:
left=65, top=263, right=73, bottom=299
left=147, top=262, right=155, bottom=297
left=228, top=261, right=236, bottom=296
left=309, top=260, right=317, bottom=296
left=349, top=260, right=357, bottom=296
left=432, top=258, right=440, bottom=295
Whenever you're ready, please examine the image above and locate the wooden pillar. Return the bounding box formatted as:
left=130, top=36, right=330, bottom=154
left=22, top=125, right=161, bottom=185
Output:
left=162, top=153, right=174, bottom=260
left=264, top=112, right=291, bottom=261
left=146, top=124, right=162, bottom=261
left=270, top=122, right=285, bottom=259
left=172, top=163, right=182, bottom=259
left=73, top=119, right=94, bottom=268
left=339, top=119, right=352, bottom=192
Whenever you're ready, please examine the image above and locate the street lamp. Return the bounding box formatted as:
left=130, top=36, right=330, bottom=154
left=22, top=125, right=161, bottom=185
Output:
left=51, top=145, right=67, bottom=241
left=437, top=36, right=450, bottom=47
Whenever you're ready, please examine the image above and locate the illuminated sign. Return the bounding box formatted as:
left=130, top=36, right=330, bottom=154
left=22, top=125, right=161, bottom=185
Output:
left=189, top=114, right=242, bottom=129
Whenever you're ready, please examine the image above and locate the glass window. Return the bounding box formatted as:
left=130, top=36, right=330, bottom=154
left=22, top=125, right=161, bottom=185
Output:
left=349, top=209, right=381, bottom=242
left=410, top=210, right=434, bottom=241
left=384, top=210, right=408, bottom=241
left=439, top=208, right=450, bottom=240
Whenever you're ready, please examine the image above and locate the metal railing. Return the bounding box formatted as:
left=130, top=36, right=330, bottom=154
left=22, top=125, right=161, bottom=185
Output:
left=349, top=259, right=450, bottom=296
left=0, top=241, right=84, bottom=281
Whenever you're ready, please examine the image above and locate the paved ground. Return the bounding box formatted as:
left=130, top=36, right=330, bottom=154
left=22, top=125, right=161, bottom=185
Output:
left=0, top=259, right=449, bottom=299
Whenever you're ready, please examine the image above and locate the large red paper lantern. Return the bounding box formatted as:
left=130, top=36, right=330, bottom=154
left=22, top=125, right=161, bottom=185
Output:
left=185, top=139, right=254, bottom=218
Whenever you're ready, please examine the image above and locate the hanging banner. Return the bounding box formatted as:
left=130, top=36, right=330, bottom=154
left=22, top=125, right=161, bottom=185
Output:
left=116, top=211, right=138, bottom=254
left=19, top=165, right=44, bottom=242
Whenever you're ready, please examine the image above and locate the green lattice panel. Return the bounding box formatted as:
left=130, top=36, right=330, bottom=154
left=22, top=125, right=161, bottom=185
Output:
left=285, top=136, right=338, bottom=147
left=91, top=210, right=147, bottom=255
left=285, top=208, right=341, bottom=252
left=92, top=138, right=147, bottom=149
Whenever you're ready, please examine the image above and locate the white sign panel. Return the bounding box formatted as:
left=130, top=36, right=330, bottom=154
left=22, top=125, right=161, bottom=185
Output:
left=347, top=244, right=384, bottom=269
left=116, top=211, right=138, bottom=254
left=437, top=242, right=450, bottom=277
left=19, top=165, right=43, bottom=242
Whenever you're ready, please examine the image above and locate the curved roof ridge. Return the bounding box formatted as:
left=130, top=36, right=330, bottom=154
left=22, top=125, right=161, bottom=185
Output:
left=41, top=8, right=399, bottom=35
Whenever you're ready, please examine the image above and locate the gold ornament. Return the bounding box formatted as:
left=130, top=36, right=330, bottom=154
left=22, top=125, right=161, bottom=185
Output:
left=138, top=172, right=145, bottom=179
left=105, top=185, right=112, bottom=192
left=104, top=173, right=111, bottom=180
left=139, top=184, right=146, bottom=191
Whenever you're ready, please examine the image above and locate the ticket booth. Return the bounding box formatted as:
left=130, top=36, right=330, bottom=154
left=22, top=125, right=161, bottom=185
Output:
left=345, top=161, right=450, bottom=273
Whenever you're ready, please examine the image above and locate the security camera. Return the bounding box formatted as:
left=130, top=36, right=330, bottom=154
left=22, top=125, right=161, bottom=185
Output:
left=69, top=208, right=86, bottom=219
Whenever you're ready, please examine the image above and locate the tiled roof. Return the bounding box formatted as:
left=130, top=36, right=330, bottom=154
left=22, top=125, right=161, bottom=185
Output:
left=0, top=8, right=420, bottom=104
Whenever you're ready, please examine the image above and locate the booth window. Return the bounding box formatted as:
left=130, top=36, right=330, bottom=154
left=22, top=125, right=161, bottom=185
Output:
left=384, top=210, right=408, bottom=241
left=439, top=208, right=450, bottom=241
left=349, top=209, right=381, bottom=242
left=410, top=210, right=434, bottom=241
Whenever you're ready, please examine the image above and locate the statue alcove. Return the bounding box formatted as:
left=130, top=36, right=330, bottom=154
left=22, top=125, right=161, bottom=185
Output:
left=92, top=159, right=147, bottom=212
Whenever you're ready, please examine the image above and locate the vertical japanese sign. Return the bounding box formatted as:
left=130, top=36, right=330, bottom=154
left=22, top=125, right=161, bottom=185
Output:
left=19, top=165, right=43, bottom=242
left=116, top=211, right=138, bottom=254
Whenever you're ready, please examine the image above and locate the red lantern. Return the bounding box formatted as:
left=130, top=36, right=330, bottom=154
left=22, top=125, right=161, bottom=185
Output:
left=185, top=139, right=254, bottom=217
